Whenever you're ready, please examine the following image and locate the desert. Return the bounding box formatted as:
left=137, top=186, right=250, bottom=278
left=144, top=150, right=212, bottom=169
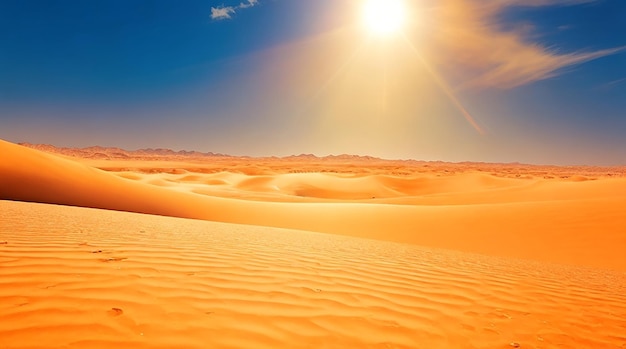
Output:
left=2, top=0, right=626, bottom=348
left=1, top=140, right=626, bottom=348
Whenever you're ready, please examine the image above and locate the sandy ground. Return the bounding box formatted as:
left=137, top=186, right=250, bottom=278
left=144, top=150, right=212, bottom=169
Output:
left=1, top=139, right=626, bottom=348
left=1, top=200, right=625, bottom=349
left=2, top=139, right=626, bottom=270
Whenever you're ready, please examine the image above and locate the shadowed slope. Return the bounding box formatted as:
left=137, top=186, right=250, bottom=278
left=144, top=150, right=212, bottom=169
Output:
left=2, top=139, right=626, bottom=270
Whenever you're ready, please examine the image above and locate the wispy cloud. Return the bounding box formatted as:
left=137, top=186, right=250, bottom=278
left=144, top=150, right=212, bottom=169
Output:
left=238, top=0, right=258, bottom=9
left=420, top=0, right=625, bottom=89
left=508, top=0, right=597, bottom=6
left=211, top=0, right=258, bottom=20
left=595, top=77, right=626, bottom=91
left=211, top=6, right=235, bottom=20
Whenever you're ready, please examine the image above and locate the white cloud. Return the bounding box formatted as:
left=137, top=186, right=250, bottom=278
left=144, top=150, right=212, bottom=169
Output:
left=239, top=0, right=258, bottom=9
left=211, top=0, right=258, bottom=20
left=211, top=6, right=235, bottom=20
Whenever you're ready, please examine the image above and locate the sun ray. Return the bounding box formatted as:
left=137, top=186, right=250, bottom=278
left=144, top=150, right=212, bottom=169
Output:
left=299, top=40, right=368, bottom=114
left=401, top=34, right=485, bottom=134
left=382, top=61, right=388, bottom=113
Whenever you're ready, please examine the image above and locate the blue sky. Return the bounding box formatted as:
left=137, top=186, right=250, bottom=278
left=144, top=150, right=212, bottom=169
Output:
left=1, top=0, right=625, bottom=165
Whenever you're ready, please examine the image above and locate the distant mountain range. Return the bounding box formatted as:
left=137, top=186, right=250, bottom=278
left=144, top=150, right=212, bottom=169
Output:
left=18, top=143, right=230, bottom=160
left=16, top=143, right=626, bottom=178
left=18, top=143, right=382, bottom=162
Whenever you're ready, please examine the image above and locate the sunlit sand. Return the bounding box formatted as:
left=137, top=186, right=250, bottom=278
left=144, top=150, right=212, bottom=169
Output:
left=1, top=139, right=626, bottom=348
left=2, top=0, right=625, bottom=347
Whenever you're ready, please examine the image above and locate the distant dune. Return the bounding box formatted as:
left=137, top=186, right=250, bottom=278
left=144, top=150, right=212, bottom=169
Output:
left=18, top=141, right=626, bottom=179
left=2, top=138, right=626, bottom=348
left=3, top=139, right=626, bottom=270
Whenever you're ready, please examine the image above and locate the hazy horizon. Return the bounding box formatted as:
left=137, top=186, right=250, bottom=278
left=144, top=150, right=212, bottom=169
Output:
left=1, top=0, right=625, bottom=165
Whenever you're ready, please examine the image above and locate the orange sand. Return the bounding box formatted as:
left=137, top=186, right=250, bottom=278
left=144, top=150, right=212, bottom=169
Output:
left=1, top=200, right=625, bottom=349
left=2, top=139, right=626, bottom=348
left=2, top=139, right=626, bottom=270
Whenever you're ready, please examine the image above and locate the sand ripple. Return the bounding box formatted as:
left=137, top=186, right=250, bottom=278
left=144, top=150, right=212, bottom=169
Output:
left=1, top=200, right=625, bottom=348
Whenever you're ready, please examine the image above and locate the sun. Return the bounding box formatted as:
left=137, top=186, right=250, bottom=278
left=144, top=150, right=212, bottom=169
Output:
left=362, top=0, right=406, bottom=37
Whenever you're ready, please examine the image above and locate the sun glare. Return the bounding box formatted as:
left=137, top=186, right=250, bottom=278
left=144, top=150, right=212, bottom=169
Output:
left=362, top=0, right=406, bottom=36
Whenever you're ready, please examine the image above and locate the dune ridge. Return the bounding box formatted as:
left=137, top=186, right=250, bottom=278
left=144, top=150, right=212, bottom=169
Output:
left=1, top=200, right=625, bottom=349
left=2, top=139, right=626, bottom=271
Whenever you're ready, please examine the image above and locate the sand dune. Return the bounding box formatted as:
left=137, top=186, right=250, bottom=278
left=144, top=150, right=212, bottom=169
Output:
left=1, top=200, right=625, bottom=349
left=3, top=139, right=626, bottom=347
left=2, top=139, right=626, bottom=271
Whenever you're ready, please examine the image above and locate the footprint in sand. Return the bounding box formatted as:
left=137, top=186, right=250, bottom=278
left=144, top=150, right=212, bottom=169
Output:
left=108, top=308, right=124, bottom=317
